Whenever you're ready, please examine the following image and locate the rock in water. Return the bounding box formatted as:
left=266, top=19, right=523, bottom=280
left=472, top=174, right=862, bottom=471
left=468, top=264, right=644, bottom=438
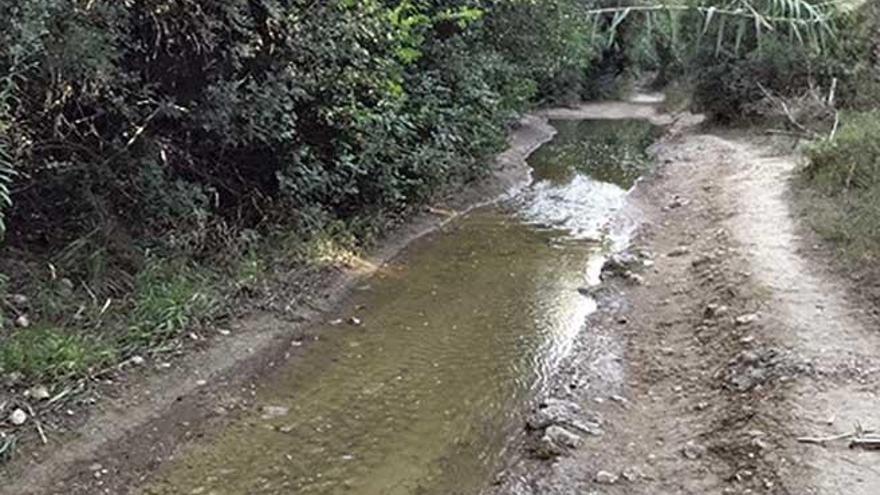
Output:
left=261, top=405, right=290, bottom=419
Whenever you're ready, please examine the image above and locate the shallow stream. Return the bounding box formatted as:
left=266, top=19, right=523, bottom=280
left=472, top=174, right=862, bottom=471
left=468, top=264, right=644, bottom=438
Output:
left=142, top=119, right=660, bottom=495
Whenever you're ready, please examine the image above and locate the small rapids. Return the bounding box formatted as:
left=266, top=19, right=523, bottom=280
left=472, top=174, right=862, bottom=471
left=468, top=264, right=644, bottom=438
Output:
left=141, top=118, right=660, bottom=495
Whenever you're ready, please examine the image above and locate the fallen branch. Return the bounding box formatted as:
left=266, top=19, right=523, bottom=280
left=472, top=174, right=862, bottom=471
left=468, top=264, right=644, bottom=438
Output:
left=24, top=404, right=48, bottom=446
left=797, top=432, right=856, bottom=445
left=798, top=425, right=876, bottom=446
left=765, top=129, right=812, bottom=139
left=851, top=435, right=880, bottom=450
left=830, top=111, right=840, bottom=141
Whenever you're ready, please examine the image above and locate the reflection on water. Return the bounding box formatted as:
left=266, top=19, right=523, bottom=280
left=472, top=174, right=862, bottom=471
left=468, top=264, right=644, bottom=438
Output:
left=142, top=119, right=658, bottom=495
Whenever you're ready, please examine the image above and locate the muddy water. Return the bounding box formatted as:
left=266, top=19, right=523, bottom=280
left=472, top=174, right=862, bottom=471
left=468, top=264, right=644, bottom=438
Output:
left=142, top=119, right=658, bottom=495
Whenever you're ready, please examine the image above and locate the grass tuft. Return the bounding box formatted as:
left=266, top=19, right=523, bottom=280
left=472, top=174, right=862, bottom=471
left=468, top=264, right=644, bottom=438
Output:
left=0, top=326, right=115, bottom=382
left=799, top=111, right=880, bottom=262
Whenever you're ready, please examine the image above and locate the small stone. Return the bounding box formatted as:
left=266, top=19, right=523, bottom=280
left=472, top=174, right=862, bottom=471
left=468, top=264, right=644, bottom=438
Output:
left=595, top=470, right=619, bottom=485
left=682, top=441, right=706, bottom=460
left=624, top=271, right=645, bottom=285
left=10, top=294, right=28, bottom=306
left=621, top=467, right=641, bottom=481
left=668, top=196, right=688, bottom=209
left=735, top=313, right=759, bottom=326
left=545, top=425, right=582, bottom=449
left=752, top=438, right=770, bottom=450
left=28, top=385, right=50, bottom=401
left=667, top=246, right=690, bottom=257
left=704, top=304, right=729, bottom=318
left=89, top=463, right=103, bottom=472
left=14, top=315, right=30, bottom=328
left=130, top=356, right=146, bottom=366
left=196, top=379, right=207, bottom=387
left=348, top=317, right=362, bottom=326
left=261, top=405, right=290, bottom=419
left=9, top=408, right=27, bottom=426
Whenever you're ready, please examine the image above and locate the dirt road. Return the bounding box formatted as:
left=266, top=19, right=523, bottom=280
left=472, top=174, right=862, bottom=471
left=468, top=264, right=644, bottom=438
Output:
left=495, top=122, right=880, bottom=494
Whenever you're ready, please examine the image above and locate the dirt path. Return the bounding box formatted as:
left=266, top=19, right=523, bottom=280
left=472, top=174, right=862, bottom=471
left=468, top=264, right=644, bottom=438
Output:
left=495, top=124, right=880, bottom=494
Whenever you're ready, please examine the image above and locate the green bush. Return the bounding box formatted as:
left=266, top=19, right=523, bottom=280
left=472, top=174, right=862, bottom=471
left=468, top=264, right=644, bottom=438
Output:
left=0, top=326, right=115, bottom=382
left=0, top=0, right=600, bottom=277
left=805, top=111, right=880, bottom=193
left=0, top=1, right=603, bottom=384
left=801, top=111, right=880, bottom=261
left=688, top=2, right=878, bottom=121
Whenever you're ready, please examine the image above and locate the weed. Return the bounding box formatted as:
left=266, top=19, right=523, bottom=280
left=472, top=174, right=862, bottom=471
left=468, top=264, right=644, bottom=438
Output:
left=0, top=326, right=115, bottom=382
left=799, top=111, right=880, bottom=262
left=122, top=261, right=220, bottom=350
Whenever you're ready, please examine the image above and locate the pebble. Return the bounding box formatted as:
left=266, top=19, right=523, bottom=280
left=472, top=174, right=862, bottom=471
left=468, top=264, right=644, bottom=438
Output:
left=261, top=405, right=290, bottom=419
left=9, top=408, right=27, bottom=426
left=10, top=294, right=28, bottom=306
left=735, top=313, right=759, bottom=326
left=595, top=470, right=619, bottom=484
left=704, top=304, right=729, bottom=318
left=667, top=246, right=691, bottom=257
left=28, top=385, right=50, bottom=401
left=545, top=425, right=582, bottom=449
left=130, top=355, right=146, bottom=366
left=348, top=317, right=362, bottom=326
left=682, top=441, right=706, bottom=460
left=621, top=467, right=641, bottom=481
left=14, top=315, right=30, bottom=328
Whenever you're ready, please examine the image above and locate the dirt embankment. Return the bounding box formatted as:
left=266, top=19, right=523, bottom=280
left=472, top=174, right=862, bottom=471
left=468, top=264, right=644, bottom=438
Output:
left=494, top=121, right=880, bottom=494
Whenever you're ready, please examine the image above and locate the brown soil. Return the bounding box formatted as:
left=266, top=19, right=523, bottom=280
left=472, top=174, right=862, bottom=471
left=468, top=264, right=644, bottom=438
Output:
left=493, top=121, right=880, bottom=494
left=5, top=102, right=880, bottom=494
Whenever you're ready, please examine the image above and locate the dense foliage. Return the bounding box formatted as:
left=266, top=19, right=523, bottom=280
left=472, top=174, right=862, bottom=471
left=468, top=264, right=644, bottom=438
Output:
left=0, top=0, right=600, bottom=291
left=797, top=2, right=880, bottom=289
left=588, top=0, right=869, bottom=121
left=0, top=0, right=600, bottom=380
left=801, top=109, right=880, bottom=262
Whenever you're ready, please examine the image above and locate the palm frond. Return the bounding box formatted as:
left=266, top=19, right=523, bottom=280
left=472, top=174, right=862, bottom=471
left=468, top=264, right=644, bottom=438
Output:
left=586, top=0, right=845, bottom=54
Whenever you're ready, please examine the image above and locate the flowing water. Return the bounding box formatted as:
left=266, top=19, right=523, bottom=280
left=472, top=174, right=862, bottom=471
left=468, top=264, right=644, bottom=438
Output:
left=142, top=119, right=660, bottom=495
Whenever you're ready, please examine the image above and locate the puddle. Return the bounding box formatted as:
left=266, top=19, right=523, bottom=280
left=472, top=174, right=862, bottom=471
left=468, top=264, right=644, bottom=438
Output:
left=141, top=119, right=659, bottom=495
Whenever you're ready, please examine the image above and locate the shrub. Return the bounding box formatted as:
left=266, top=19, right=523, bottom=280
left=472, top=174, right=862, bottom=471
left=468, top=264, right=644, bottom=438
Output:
left=0, top=1, right=603, bottom=385
left=801, top=111, right=880, bottom=261
left=0, top=326, right=115, bottom=382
